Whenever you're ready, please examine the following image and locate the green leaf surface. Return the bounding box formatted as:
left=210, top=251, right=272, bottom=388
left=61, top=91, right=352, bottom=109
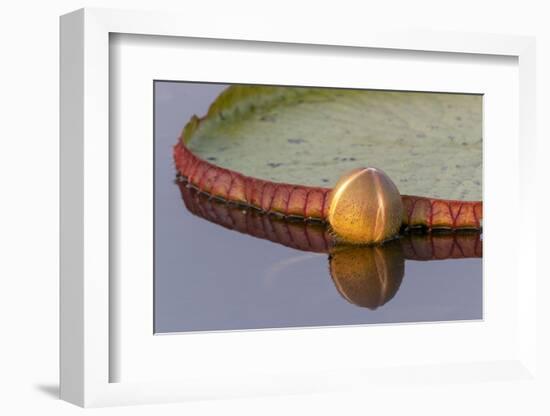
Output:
left=185, top=86, right=482, bottom=201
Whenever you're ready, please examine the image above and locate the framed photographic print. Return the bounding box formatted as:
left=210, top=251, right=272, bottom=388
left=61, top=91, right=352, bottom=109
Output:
left=60, top=8, right=540, bottom=408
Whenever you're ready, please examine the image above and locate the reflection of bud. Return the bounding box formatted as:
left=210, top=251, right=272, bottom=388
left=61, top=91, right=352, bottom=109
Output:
left=327, top=168, right=403, bottom=245
left=329, top=241, right=404, bottom=309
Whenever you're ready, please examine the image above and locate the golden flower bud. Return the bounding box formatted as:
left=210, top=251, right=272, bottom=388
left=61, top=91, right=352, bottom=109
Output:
left=327, top=167, right=403, bottom=244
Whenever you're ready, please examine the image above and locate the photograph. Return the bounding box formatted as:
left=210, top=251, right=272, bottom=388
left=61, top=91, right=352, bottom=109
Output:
left=154, top=82, right=483, bottom=333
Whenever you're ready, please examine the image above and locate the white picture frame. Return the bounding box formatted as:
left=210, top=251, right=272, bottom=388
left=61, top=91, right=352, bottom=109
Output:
left=60, top=7, right=539, bottom=408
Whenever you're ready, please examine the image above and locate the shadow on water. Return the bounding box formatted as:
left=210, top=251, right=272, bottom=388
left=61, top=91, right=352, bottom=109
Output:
left=177, top=180, right=482, bottom=310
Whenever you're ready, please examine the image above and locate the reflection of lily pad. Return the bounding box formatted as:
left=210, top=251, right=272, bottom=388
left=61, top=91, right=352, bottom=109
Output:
left=184, top=86, right=482, bottom=201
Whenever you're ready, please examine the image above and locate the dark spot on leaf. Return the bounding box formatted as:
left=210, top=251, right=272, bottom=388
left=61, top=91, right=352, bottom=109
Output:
left=322, top=178, right=329, bottom=183
left=333, top=157, right=340, bottom=161
left=456, top=164, right=461, bottom=168
left=474, top=180, right=481, bottom=185
left=260, top=114, right=277, bottom=122
left=349, top=157, right=356, bottom=161
left=287, top=138, right=306, bottom=144
left=207, top=157, right=217, bottom=161
left=456, top=116, right=462, bottom=121
left=461, top=142, right=468, bottom=146
left=267, top=162, right=283, bottom=168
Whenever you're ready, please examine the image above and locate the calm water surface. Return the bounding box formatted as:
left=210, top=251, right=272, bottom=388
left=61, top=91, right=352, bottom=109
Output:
left=154, top=81, right=482, bottom=333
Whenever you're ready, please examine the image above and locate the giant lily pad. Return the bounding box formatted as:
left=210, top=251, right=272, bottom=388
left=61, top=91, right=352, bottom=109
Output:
left=183, top=86, right=482, bottom=201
